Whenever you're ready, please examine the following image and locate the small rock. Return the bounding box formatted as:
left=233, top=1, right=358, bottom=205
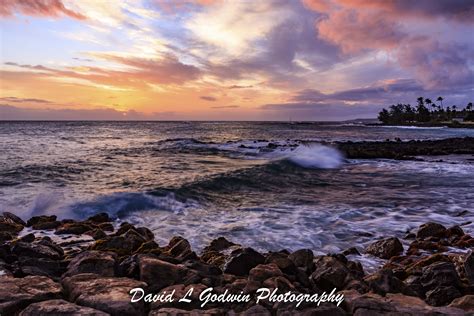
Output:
left=416, top=222, right=447, bottom=239
left=86, top=229, right=107, bottom=240
left=223, top=248, right=265, bottom=276
left=18, top=233, right=35, bottom=243
left=343, top=247, right=361, bottom=256
left=366, top=237, right=403, bottom=259
left=19, top=299, right=109, bottom=316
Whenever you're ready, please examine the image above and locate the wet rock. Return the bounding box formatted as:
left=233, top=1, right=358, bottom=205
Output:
left=19, top=299, right=109, bottom=316
left=204, top=237, right=237, bottom=252
left=223, top=248, right=265, bottom=276
left=2, top=212, right=26, bottom=226
left=248, top=263, right=283, bottom=283
left=366, top=237, right=403, bottom=259
left=288, top=249, right=314, bottom=273
left=62, top=273, right=146, bottom=316
left=12, top=241, right=63, bottom=260
left=364, top=269, right=415, bottom=296
left=18, top=233, right=35, bottom=243
left=419, top=261, right=462, bottom=292
left=407, top=240, right=448, bottom=255
left=449, top=295, right=474, bottom=312
left=0, top=219, right=23, bottom=234
left=87, top=213, right=111, bottom=224
left=446, top=225, right=464, bottom=238
left=138, top=255, right=200, bottom=292
left=343, top=290, right=465, bottom=315
left=343, top=247, right=361, bottom=256
left=32, top=221, right=61, bottom=230
left=90, top=234, right=144, bottom=256
left=98, top=223, right=114, bottom=232
left=464, top=252, right=474, bottom=285
left=56, top=222, right=95, bottom=235
left=416, top=222, right=446, bottom=239
left=26, top=215, right=57, bottom=227
left=262, top=276, right=295, bottom=292
left=149, top=284, right=207, bottom=310
left=18, top=257, right=67, bottom=280
left=265, top=252, right=297, bottom=275
left=165, top=236, right=197, bottom=261
left=311, top=255, right=361, bottom=291
left=0, top=275, right=62, bottom=315
left=86, top=229, right=107, bottom=240
left=239, top=305, right=271, bottom=316
left=135, top=240, right=160, bottom=254
left=0, top=231, right=14, bottom=243
left=63, top=251, right=117, bottom=278
left=425, top=286, right=462, bottom=306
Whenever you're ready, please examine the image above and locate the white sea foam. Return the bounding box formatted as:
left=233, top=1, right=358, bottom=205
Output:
left=286, top=145, right=343, bottom=169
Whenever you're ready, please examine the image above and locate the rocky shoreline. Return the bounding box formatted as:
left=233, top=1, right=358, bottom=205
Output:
left=335, top=137, right=474, bottom=160
left=1, top=212, right=473, bottom=315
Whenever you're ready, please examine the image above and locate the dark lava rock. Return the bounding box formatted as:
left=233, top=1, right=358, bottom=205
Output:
left=0, top=275, right=62, bottom=315
left=86, top=229, right=107, bottom=240
left=18, top=256, right=67, bottom=280
left=366, top=237, right=403, bottom=259
left=32, top=221, right=61, bottom=230
left=343, top=247, right=361, bottom=256
left=90, top=234, right=144, bottom=256
left=204, top=237, right=237, bottom=252
left=248, top=263, right=283, bottom=283
left=87, top=212, right=111, bottom=224
left=18, top=233, right=35, bottom=243
left=265, top=252, right=297, bottom=275
left=416, top=222, right=447, bottom=239
left=0, top=219, right=23, bottom=234
left=311, top=255, right=363, bottom=291
left=149, top=308, right=226, bottom=316
left=223, top=247, right=265, bottom=276
left=0, top=231, right=14, bottom=243
left=165, top=236, right=197, bottom=261
left=19, top=299, right=109, bottom=316
left=364, top=269, right=415, bottom=296
left=420, top=261, right=462, bottom=292
left=2, top=212, right=26, bottom=226
left=12, top=241, right=63, bottom=260
left=63, top=250, right=117, bottom=278
left=62, top=273, right=146, bottom=316
left=26, top=215, right=57, bottom=227
left=446, top=225, right=464, bottom=238
left=138, top=255, right=200, bottom=292
left=449, top=295, right=474, bottom=312
left=55, top=222, right=95, bottom=235
left=288, top=249, right=314, bottom=273
left=464, top=252, right=474, bottom=286
left=425, top=286, right=462, bottom=306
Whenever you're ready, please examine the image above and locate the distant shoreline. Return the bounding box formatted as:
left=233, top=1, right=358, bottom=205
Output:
left=367, top=122, right=474, bottom=129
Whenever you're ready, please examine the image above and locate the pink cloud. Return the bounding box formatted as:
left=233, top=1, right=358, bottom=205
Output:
left=0, top=0, right=86, bottom=20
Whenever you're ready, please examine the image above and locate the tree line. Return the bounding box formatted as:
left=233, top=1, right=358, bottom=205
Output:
left=378, top=97, right=474, bottom=124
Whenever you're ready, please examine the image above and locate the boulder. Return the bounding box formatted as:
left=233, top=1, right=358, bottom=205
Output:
left=63, top=251, right=117, bottom=278
left=87, top=213, right=111, bottom=224
left=0, top=275, right=62, bottom=315
left=288, top=249, right=314, bottom=272
left=223, top=248, right=265, bottom=276
left=90, top=234, right=144, bottom=256
left=425, top=286, right=462, bottom=306
left=248, top=263, right=283, bottom=283
left=165, top=236, right=197, bottom=261
left=12, top=241, right=63, bottom=260
left=62, top=273, right=146, bottom=316
left=364, top=269, right=415, bottom=296
left=366, top=237, right=403, bottom=259
left=2, top=212, right=26, bottom=226
left=26, top=215, right=57, bottom=228
left=464, top=252, right=474, bottom=285
left=264, top=252, right=296, bottom=275
left=18, top=257, right=67, bottom=280
left=449, top=295, right=474, bottom=312
left=19, top=299, right=109, bottom=316
left=419, top=261, right=462, bottom=292
left=55, top=222, right=95, bottom=235
left=138, top=255, right=200, bottom=292
left=416, top=222, right=446, bottom=239
left=0, top=220, right=23, bottom=234
left=311, top=255, right=362, bottom=291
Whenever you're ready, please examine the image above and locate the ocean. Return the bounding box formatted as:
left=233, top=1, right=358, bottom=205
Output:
left=1, top=121, right=473, bottom=268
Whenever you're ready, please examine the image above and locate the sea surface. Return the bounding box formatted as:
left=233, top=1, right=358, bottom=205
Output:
left=1, top=121, right=474, bottom=267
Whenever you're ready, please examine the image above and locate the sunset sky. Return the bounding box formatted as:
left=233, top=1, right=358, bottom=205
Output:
left=1, top=0, right=473, bottom=120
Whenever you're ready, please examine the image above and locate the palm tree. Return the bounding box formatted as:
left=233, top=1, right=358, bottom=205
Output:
left=437, top=96, right=444, bottom=109
left=467, top=102, right=473, bottom=112
left=425, top=98, right=432, bottom=111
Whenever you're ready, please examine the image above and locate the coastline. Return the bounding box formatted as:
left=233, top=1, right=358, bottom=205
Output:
left=1, top=211, right=473, bottom=315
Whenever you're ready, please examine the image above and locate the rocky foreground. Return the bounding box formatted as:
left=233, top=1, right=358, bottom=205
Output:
left=1, top=212, right=473, bottom=315
left=335, top=137, right=474, bottom=160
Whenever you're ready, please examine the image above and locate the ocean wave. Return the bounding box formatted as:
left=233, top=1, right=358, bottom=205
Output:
left=285, top=144, right=343, bottom=169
